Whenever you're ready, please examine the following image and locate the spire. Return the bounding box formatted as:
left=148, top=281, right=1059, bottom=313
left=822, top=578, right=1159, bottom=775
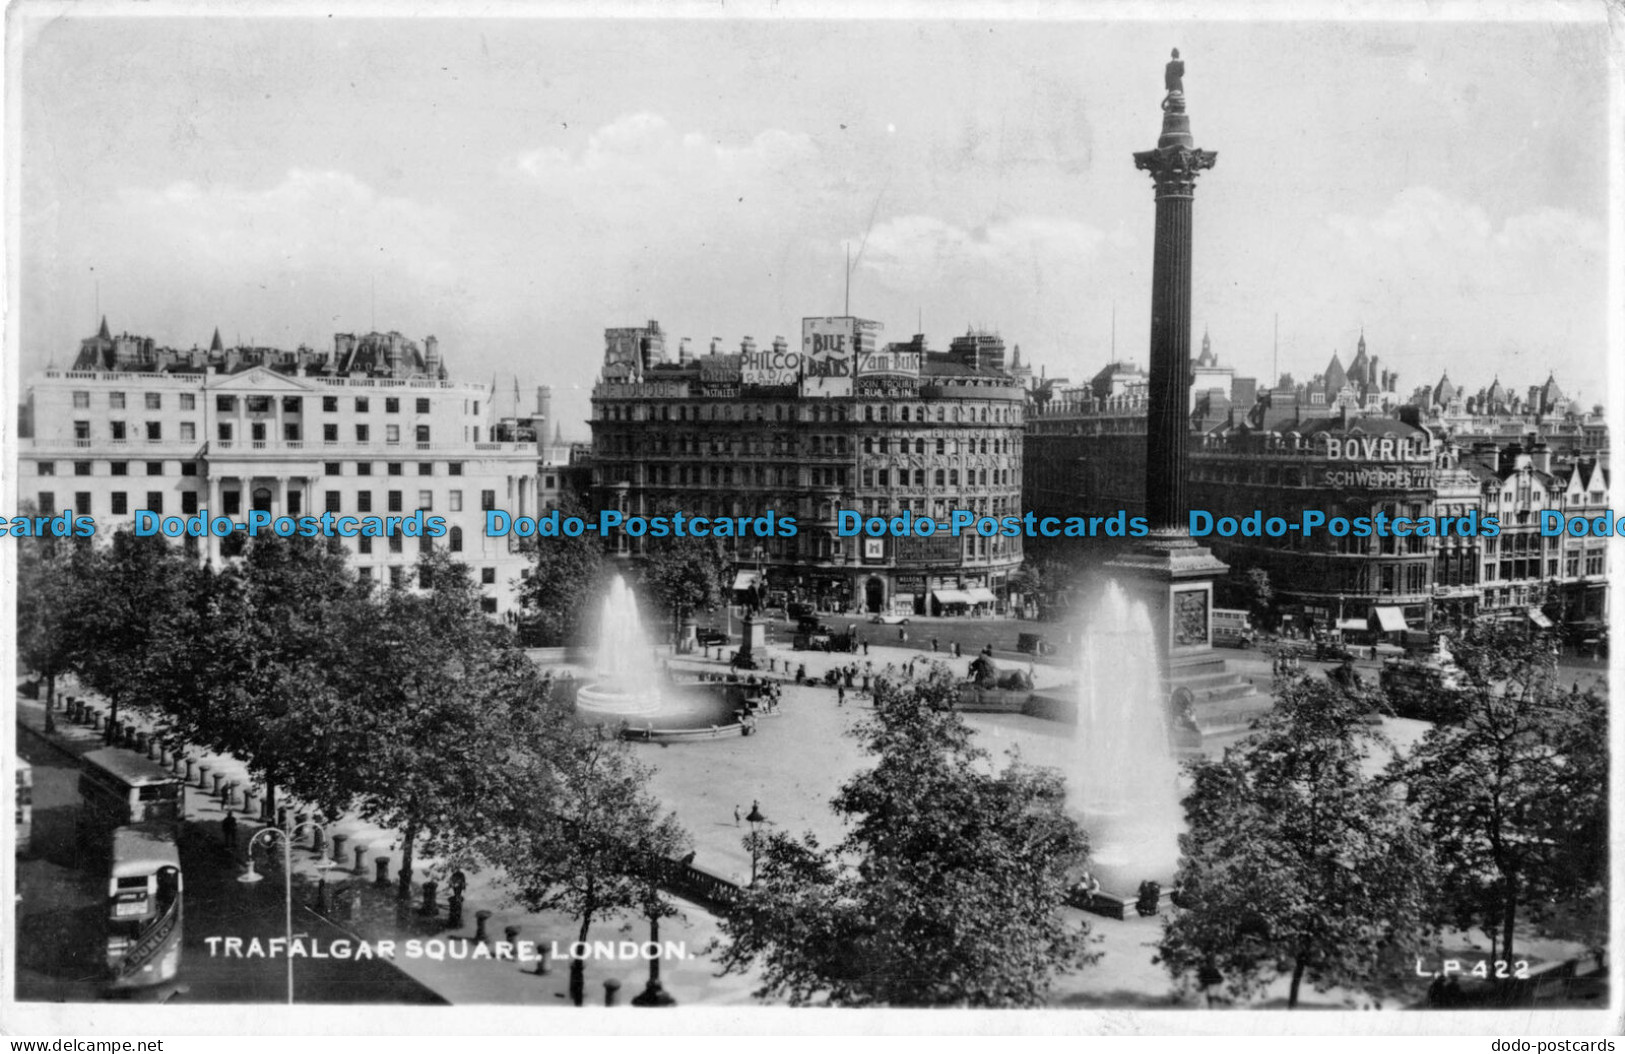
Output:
left=97, top=315, right=110, bottom=341
left=553, top=423, right=564, bottom=444
left=210, top=327, right=223, bottom=353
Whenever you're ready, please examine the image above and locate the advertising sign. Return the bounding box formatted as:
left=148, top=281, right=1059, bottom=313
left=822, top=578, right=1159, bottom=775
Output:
left=857, top=346, right=921, bottom=384
left=741, top=343, right=800, bottom=387
left=800, top=317, right=857, bottom=397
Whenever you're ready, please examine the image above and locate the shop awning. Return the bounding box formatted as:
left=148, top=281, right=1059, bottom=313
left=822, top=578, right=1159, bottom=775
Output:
left=1336, top=619, right=1368, bottom=633
left=1373, top=607, right=1408, bottom=633
left=964, top=587, right=998, bottom=605
left=933, top=589, right=972, bottom=605
left=1526, top=607, right=1554, bottom=629
left=731, top=571, right=762, bottom=591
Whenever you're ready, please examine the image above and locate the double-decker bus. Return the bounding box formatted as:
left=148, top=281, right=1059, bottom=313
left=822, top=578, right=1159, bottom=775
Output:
left=14, top=756, right=32, bottom=855
left=105, top=824, right=183, bottom=990
left=77, top=748, right=183, bottom=847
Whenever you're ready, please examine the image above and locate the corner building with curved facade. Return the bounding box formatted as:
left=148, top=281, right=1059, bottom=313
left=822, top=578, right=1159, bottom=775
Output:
left=590, top=318, right=1026, bottom=616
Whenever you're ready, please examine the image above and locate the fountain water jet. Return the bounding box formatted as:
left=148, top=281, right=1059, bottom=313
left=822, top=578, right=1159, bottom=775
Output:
left=574, top=575, right=663, bottom=719
left=1071, top=580, right=1183, bottom=894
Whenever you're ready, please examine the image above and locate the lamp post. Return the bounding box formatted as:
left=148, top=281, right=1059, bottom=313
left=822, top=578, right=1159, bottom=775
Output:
left=745, top=800, right=765, bottom=885
left=238, top=816, right=339, bottom=1004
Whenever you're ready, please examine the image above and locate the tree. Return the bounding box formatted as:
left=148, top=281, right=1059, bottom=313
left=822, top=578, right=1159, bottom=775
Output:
left=475, top=712, right=688, bottom=1006
left=328, top=548, right=552, bottom=900
left=63, top=529, right=197, bottom=744
left=15, top=529, right=77, bottom=719
left=152, top=534, right=367, bottom=820
left=1398, top=624, right=1607, bottom=964
left=1009, top=553, right=1075, bottom=621
left=640, top=531, right=729, bottom=643
left=1159, top=676, right=1436, bottom=1008
left=516, top=495, right=605, bottom=646
left=716, top=667, right=1096, bottom=1007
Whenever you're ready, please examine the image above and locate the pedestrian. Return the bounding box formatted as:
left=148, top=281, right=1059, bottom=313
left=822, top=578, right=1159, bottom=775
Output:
left=221, top=809, right=237, bottom=850
left=734, top=805, right=741, bottom=826
left=953, top=641, right=962, bottom=658
left=863, top=640, right=870, bottom=655
left=931, top=637, right=938, bottom=653
left=838, top=685, right=845, bottom=707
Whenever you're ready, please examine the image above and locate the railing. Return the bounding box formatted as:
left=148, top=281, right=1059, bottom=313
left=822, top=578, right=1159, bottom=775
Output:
left=658, top=859, right=741, bottom=914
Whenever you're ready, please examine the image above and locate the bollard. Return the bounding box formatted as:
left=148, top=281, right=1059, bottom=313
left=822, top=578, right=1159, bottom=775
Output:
left=172, top=754, right=185, bottom=776
left=473, top=909, right=491, bottom=944
left=314, top=876, right=331, bottom=915
left=420, top=880, right=439, bottom=916
left=447, top=892, right=464, bottom=930
left=147, top=738, right=161, bottom=761
left=295, top=812, right=310, bottom=841
left=534, top=949, right=551, bottom=976
left=222, top=782, right=238, bottom=810
left=277, top=806, right=290, bottom=830
left=242, top=790, right=260, bottom=817
left=374, top=856, right=390, bottom=887
left=184, top=758, right=197, bottom=782
left=135, top=732, right=149, bottom=754
left=504, top=925, right=521, bottom=951
left=260, top=794, right=273, bottom=823
left=604, top=979, right=622, bottom=1007
left=310, top=824, right=325, bottom=855
left=332, top=835, right=348, bottom=867
left=354, top=844, right=369, bottom=875
left=211, top=772, right=225, bottom=796
left=197, top=764, right=212, bottom=790
left=92, top=712, right=104, bottom=733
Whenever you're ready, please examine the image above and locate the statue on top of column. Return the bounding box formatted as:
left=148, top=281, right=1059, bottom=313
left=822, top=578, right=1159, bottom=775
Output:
left=1165, top=48, right=1185, bottom=93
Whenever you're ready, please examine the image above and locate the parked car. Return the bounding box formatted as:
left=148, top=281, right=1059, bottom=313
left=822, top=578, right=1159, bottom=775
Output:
left=694, top=627, right=730, bottom=646
left=867, top=612, right=911, bottom=625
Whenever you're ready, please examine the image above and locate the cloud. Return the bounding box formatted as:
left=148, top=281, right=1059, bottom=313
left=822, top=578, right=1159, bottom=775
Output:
left=857, top=213, right=1110, bottom=293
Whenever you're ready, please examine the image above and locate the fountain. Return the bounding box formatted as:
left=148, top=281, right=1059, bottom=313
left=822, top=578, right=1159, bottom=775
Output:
left=1071, top=580, right=1184, bottom=899
left=574, top=576, right=663, bottom=720
left=573, top=575, right=750, bottom=738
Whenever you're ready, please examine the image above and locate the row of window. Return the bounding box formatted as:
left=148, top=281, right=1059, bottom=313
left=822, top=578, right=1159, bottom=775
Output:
left=36, top=460, right=198, bottom=477
left=862, top=467, right=1014, bottom=488
left=65, top=419, right=440, bottom=444
left=70, top=392, right=448, bottom=416
left=322, top=489, right=498, bottom=514
left=319, top=461, right=464, bottom=477
left=600, top=401, right=1022, bottom=425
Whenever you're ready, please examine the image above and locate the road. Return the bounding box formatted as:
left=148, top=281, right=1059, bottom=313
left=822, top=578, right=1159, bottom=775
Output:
left=13, top=733, right=444, bottom=1005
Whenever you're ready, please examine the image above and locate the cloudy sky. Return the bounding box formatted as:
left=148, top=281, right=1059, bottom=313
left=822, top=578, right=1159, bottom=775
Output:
left=14, top=6, right=1616, bottom=435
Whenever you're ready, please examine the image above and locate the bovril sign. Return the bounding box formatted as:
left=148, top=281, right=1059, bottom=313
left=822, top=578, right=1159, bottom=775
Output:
left=1319, top=434, right=1432, bottom=461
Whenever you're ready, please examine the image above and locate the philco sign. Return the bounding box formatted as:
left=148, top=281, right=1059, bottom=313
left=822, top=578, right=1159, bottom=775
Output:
left=741, top=346, right=800, bottom=387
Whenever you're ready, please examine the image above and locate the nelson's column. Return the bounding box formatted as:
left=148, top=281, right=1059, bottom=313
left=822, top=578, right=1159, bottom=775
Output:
left=1107, top=50, right=1266, bottom=740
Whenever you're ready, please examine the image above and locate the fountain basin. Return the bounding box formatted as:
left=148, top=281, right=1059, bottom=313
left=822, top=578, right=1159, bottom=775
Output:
left=575, top=680, right=757, bottom=742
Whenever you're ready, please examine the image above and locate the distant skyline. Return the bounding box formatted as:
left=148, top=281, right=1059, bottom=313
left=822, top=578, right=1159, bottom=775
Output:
left=14, top=8, right=1616, bottom=434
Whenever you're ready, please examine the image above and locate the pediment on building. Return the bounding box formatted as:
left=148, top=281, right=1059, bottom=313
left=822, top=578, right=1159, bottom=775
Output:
left=208, top=366, right=322, bottom=394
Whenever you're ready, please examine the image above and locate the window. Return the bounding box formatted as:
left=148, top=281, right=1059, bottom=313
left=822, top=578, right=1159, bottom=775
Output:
left=935, top=469, right=946, bottom=486
left=480, top=490, right=496, bottom=511
left=325, top=462, right=342, bottom=475
left=147, top=492, right=164, bottom=513
left=251, top=422, right=266, bottom=442
left=111, top=421, right=126, bottom=441
left=288, top=491, right=302, bottom=516
left=415, top=425, right=430, bottom=443
left=147, top=421, right=162, bottom=440
left=481, top=567, right=496, bottom=585
left=180, top=393, right=196, bottom=411
left=357, top=491, right=373, bottom=513
left=418, top=462, right=433, bottom=476
left=388, top=490, right=403, bottom=512
left=357, top=463, right=372, bottom=476
left=219, top=423, right=233, bottom=441
left=388, top=463, right=403, bottom=476
left=181, top=492, right=198, bottom=514
left=180, top=422, right=196, bottom=441
left=356, top=424, right=370, bottom=441
left=385, top=398, right=400, bottom=413
left=355, top=397, right=370, bottom=413
left=74, top=462, right=91, bottom=476
left=389, top=535, right=403, bottom=555
left=389, top=564, right=404, bottom=586
left=323, top=424, right=339, bottom=441
left=146, top=461, right=163, bottom=476
left=416, top=398, right=430, bottom=413
left=358, top=536, right=373, bottom=554
left=247, top=396, right=271, bottom=414
left=448, top=463, right=463, bottom=476
left=110, top=461, right=128, bottom=476
left=110, top=392, right=126, bottom=410
left=282, top=396, right=301, bottom=414
left=284, top=423, right=300, bottom=441
left=480, top=597, right=498, bottom=614
left=72, top=392, right=90, bottom=409
left=145, top=393, right=162, bottom=410
left=36, top=462, right=54, bottom=476
left=450, top=526, right=463, bottom=552
left=936, top=438, right=945, bottom=455
left=74, top=421, right=89, bottom=440
left=181, top=461, right=197, bottom=477
left=323, top=396, right=338, bottom=412
left=111, top=492, right=128, bottom=515
left=37, top=492, right=55, bottom=516
left=449, top=490, right=463, bottom=511
left=418, top=490, right=433, bottom=510
left=325, top=490, right=341, bottom=513
left=386, top=425, right=401, bottom=444
left=76, top=492, right=92, bottom=515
